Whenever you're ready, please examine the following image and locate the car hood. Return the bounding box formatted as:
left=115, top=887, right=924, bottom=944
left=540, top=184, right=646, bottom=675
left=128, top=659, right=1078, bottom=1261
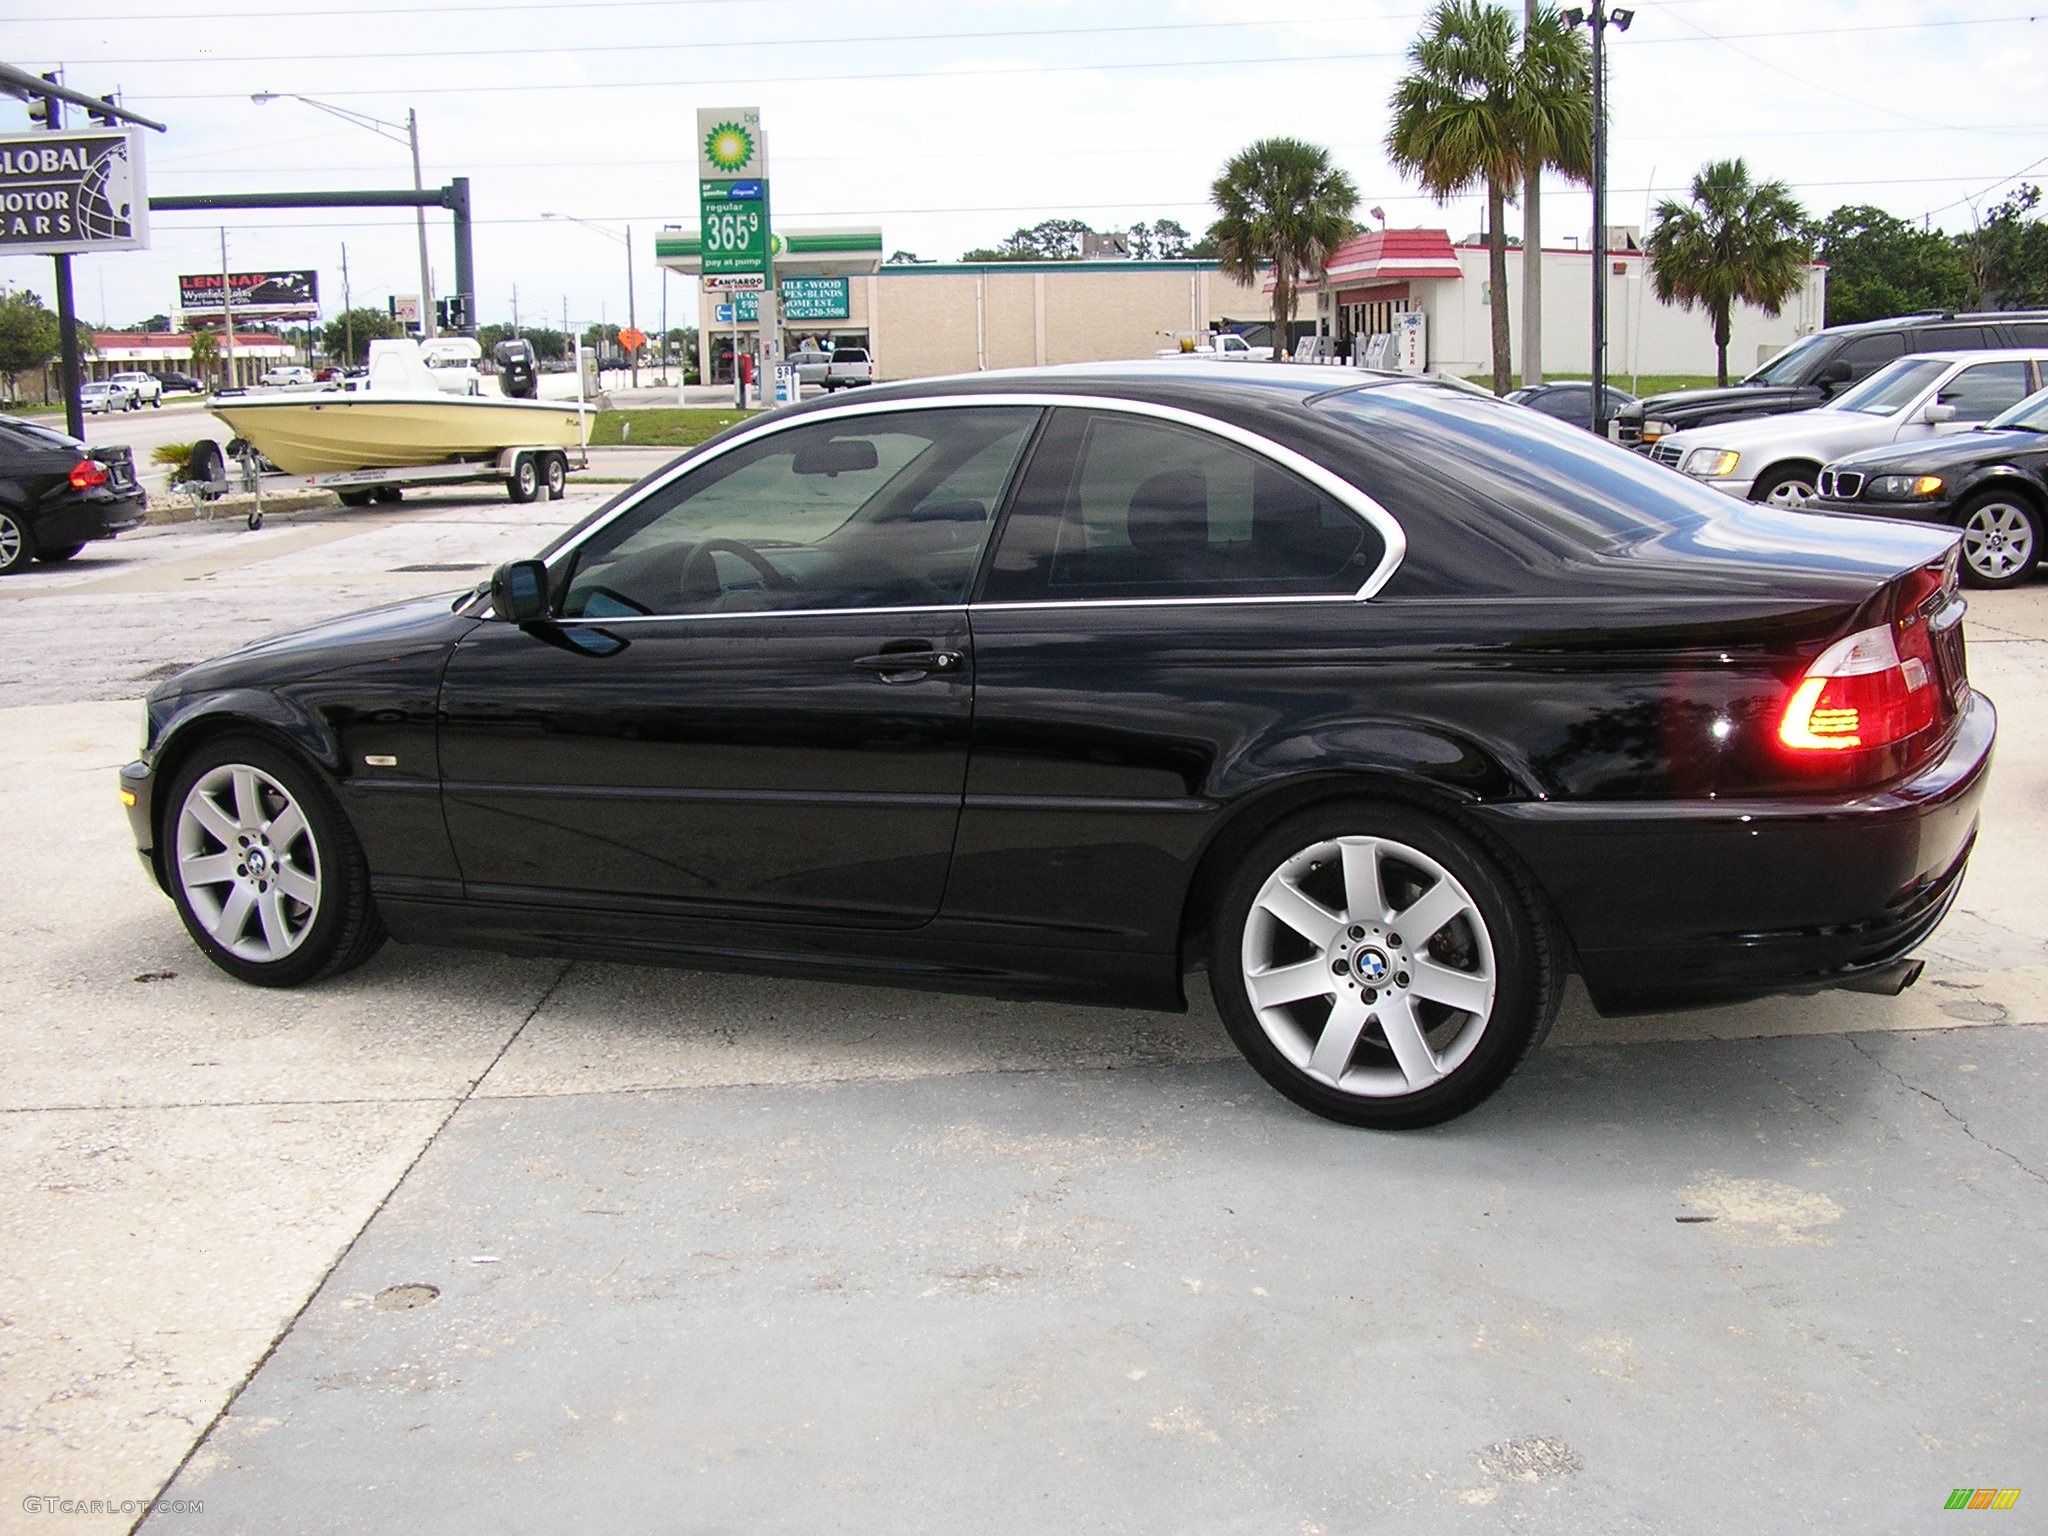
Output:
left=1824, top=426, right=2048, bottom=474
left=1635, top=382, right=1803, bottom=415
left=1660, top=407, right=1904, bottom=464
left=150, top=592, right=484, bottom=700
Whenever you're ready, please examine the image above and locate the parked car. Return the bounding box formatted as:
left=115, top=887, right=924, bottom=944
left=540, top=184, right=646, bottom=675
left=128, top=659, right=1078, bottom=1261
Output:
left=259, top=365, right=316, bottom=388
left=822, top=345, right=874, bottom=390
left=1650, top=350, right=2048, bottom=507
left=1505, top=381, right=1637, bottom=430
left=1616, top=310, right=2048, bottom=452
left=80, top=380, right=139, bottom=414
left=789, top=346, right=834, bottom=388
left=120, top=363, right=1991, bottom=1129
left=1808, top=383, right=2048, bottom=589
left=153, top=370, right=205, bottom=395
left=108, top=371, right=164, bottom=408
left=0, top=413, right=147, bottom=573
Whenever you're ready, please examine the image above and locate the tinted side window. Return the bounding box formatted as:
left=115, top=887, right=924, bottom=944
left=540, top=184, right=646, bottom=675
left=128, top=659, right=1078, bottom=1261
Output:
left=2007, top=323, right=2048, bottom=346
left=1835, top=333, right=1906, bottom=378
left=1938, top=361, right=2033, bottom=422
left=1918, top=326, right=1987, bottom=351
left=981, top=409, right=1380, bottom=602
left=560, top=407, right=1039, bottom=617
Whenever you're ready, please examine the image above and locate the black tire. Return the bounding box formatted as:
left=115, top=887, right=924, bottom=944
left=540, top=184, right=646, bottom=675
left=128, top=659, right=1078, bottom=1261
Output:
left=1749, top=463, right=1820, bottom=510
left=34, top=542, right=85, bottom=563
left=1210, top=802, right=1561, bottom=1129
left=152, top=395, right=162, bottom=408
left=186, top=439, right=227, bottom=499
left=160, top=735, right=386, bottom=987
left=336, top=489, right=375, bottom=508
left=542, top=452, right=568, bottom=499
left=0, top=508, right=31, bottom=574
left=372, top=485, right=403, bottom=504
left=1954, top=489, right=2042, bottom=590
left=507, top=454, right=540, bottom=503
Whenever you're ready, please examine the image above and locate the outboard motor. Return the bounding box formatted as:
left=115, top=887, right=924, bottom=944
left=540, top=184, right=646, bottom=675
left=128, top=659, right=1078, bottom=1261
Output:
left=494, top=338, right=539, bottom=399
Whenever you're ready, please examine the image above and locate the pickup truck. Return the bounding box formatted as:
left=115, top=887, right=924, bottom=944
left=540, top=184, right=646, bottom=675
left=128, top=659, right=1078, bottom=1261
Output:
left=789, top=348, right=834, bottom=388
left=1155, top=331, right=1272, bottom=361
left=823, top=346, right=874, bottom=391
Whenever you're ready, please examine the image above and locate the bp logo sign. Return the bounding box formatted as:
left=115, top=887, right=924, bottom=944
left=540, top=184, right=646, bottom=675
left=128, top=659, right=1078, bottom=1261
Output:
left=695, top=106, right=763, bottom=180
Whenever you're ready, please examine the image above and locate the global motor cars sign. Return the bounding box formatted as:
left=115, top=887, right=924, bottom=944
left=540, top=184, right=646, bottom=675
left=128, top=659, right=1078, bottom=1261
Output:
left=0, top=129, right=149, bottom=255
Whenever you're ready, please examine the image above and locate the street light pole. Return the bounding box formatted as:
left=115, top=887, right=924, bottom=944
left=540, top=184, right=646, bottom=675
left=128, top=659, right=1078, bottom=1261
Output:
left=543, top=212, right=637, bottom=388
left=1561, top=6, right=1632, bottom=436
left=252, top=92, right=434, bottom=338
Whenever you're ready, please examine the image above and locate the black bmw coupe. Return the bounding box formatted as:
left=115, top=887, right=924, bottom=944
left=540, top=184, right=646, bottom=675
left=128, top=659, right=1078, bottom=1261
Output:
left=121, top=364, right=1994, bottom=1127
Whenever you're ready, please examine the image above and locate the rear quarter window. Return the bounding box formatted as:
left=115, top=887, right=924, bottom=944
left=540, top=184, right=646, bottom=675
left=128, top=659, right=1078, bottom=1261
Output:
left=1310, top=385, right=1723, bottom=592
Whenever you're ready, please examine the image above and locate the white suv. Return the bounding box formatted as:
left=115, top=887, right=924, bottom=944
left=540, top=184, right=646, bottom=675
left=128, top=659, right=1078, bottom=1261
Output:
left=108, top=371, right=164, bottom=407
left=1654, top=349, right=2048, bottom=508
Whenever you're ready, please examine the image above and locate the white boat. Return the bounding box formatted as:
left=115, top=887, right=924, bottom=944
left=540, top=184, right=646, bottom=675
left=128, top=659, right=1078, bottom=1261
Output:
left=210, top=339, right=590, bottom=475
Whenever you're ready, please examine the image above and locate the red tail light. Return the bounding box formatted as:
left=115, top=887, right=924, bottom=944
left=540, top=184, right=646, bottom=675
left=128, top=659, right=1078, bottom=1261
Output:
left=69, top=458, right=110, bottom=490
left=1778, top=560, right=1954, bottom=755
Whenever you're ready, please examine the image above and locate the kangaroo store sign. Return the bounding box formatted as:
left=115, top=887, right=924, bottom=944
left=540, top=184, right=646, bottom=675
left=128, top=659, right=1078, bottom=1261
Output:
left=0, top=129, right=149, bottom=255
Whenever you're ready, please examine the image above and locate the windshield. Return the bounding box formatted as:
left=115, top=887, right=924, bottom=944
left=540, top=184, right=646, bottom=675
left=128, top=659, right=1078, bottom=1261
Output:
left=1829, top=357, right=1948, bottom=416
left=1743, top=332, right=1829, bottom=386
left=1988, top=385, right=2048, bottom=432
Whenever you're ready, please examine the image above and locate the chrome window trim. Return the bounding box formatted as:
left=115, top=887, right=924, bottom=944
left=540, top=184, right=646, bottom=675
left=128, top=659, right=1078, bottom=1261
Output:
left=535, top=391, right=1408, bottom=613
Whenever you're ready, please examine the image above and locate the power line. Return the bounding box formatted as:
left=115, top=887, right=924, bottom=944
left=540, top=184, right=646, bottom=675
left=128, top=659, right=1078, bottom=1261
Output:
left=48, top=10, right=2040, bottom=69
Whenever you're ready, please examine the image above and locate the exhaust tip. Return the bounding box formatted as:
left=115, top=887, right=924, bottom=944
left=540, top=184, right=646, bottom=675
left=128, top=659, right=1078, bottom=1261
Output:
left=1836, top=957, right=1926, bottom=998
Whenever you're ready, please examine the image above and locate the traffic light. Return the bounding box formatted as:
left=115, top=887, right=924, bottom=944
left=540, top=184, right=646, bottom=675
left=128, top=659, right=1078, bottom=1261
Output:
left=436, top=294, right=472, bottom=331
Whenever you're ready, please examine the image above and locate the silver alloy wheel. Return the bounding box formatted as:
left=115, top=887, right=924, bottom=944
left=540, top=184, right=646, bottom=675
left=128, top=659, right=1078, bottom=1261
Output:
left=0, top=513, right=22, bottom=571
left=174, top=762, right=322, bottom=962
left=1240, top=834, right=1497, bottom=1099
left=1961, top=498, right=2036, bottom=583
left=1761, top=474, right=1817, bottom=509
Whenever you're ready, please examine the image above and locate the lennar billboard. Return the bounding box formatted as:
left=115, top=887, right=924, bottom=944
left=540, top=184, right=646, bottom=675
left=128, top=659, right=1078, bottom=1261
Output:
left=177, top=271, right=321, bottom=321
left=0, top=129, right=149, bottom=255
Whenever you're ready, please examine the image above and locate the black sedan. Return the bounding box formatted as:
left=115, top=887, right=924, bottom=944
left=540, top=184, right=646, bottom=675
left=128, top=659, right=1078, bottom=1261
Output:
left=1811, top=386, right=2048, bottom=588
left=1504, top=380, right=1636, bottom=430
left=119, top=364, right=1993, bottom=1128
left=0, top=413, right=147, bottom=574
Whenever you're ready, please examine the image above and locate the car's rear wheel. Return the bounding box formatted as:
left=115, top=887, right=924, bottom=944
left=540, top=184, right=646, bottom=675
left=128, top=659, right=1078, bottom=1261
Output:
left=1751, top=463, right=1820, bottom=509
left=1955, top=490, right=2041, bottom=589
left=1211, top=803, right=1560, bottom=1129
left=163, top=736, right=385, bottom=987
left=0, top=510, right=31, bottom=574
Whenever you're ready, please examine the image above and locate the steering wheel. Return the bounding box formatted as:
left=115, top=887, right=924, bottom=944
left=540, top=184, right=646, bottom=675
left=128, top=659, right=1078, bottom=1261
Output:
left=679, top=538, right=797, bottom=602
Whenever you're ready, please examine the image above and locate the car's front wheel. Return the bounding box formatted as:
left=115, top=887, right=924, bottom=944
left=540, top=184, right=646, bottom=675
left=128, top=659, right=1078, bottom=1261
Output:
left=1211, top=803, right=1560, bottom=1129
left=1954, top=489, right=2041, bottom=589
left=1750, top=463, right=1820, bottom=509
left=162, top=736, right=385, bottom=986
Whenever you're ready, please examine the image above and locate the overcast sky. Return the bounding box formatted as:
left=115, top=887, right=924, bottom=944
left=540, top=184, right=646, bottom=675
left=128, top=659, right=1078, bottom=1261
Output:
left=3, top=0, right=2040, bottom=336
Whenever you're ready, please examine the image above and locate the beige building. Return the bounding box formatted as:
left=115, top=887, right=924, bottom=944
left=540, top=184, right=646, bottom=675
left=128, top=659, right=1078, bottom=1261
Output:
left=655, top=227, right=1268, bottom=384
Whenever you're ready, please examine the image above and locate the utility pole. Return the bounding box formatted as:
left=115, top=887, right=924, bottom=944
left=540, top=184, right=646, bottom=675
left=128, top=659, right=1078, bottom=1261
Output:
left=1521, top=0, right=1542, bottom=388
left=341, top=242, right=352, bottom=366
left=1563, top=5, right=1632, bottom=435
left=220, top=228, right=235, bottom=390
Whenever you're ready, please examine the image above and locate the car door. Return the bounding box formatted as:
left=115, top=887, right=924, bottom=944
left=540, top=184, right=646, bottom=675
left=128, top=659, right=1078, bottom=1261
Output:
left=436, top=404, right=1042, bottom=928
left=1908, top=359, right=2039, bottom=441
left=951, top=404, right=1394, bottom=946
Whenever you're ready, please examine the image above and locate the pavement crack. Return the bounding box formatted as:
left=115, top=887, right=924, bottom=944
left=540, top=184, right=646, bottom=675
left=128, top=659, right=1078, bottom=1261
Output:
left=1847, top=1034, right=2048, bottom=1187
left=126, top=959, right=575, bottom=1536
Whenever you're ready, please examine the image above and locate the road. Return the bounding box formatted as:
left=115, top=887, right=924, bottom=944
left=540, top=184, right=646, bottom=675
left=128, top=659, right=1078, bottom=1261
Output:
left=1, top=495, right=2043, bottom=1534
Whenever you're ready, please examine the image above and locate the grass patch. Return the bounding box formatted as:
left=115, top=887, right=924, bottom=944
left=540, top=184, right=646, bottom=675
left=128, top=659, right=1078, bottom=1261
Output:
left=1465, top=373, right=1723, bottom=397
left=587, top=408, right=756, bottom=448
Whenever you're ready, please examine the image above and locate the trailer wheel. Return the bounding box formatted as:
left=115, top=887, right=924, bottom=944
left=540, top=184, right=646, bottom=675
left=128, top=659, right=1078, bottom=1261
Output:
left=542, top=452, right=568, bottom=500
left=186, top=440, right=227, bottom=501
left=372, top=486, right=403, bottom=504
left=507, top=454, right=540, bottom=504
left=336, top=489, right=375, bottom=508
left=247, top=510, right=263, bottom=531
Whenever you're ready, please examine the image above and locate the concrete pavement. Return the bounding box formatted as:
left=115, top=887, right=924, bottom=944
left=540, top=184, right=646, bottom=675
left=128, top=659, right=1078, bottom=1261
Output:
left=0, top=495, right=2042, bottom=1533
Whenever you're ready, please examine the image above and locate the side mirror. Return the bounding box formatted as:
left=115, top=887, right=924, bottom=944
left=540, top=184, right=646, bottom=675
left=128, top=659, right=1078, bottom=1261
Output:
left=1818, top=359, right=1853, bottom=392
left=1923, top=402, right=1958, bottom=425
left=490, top=559, right=551, bottom=622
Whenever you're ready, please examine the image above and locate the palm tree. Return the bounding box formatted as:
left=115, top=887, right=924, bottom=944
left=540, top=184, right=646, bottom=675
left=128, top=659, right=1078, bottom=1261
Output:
left=185, top=326, right=220, bottom=387
left=1645, top=159, right=1810, bottom=386
left=1387, top=0, right=1591, bottom=395
left=1209, top=138, right=1359, bottom=361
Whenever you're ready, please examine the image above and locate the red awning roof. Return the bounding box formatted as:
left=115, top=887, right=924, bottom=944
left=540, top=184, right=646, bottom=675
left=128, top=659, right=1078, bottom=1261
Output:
left=1322, top=229, right=1463, bottom=284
